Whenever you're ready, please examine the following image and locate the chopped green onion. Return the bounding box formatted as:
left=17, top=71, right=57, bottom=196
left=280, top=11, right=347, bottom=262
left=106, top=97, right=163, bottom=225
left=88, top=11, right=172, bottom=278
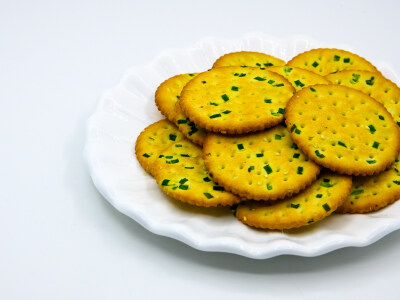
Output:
left=334, top=55, right=340, bottom=61
left=350, top=189, right=364, bottom=195
left=320, top=182, right=333, bottom=188
left=372, top=141, right=380, bottom=149
left=184, top=166, right=194, bottom=169
left=231, top=86, right=239, bottom=91
left=142, top=153, right=150, bottom=158
left=264, top=63, right=273, bottom=67
left=177, top=119, right=188, bottom=124
left=221, top=94, right=229, bottom=101
left=343, top=58, right=350, bottom=63
left=256, top=153, right=264, bottom=157
left=169, top=134, right=177, bottom=141
left=379, top=115, right=385, bottom=120
left=291, top=143, right=298, bottom=149
left=237, top=144, right=244, bottom=150
left=294, top=80, right=305, bottom=87
left=393, top=181, right=400, bottom=185
left=368, top=125, right=376, bottom=133
left=291, top=203, right=300, bottom=209
left=366, top=159, right=376, bottom=164
left=338, top=141, right=347, bottom=148
left=267, top=184, right=273, bottom=190
left=168, top=159, right=179, bottom=164
left=210, top=114, right=221, bottom=119
left=189, top=73, right=195, bottom=76
left=293, top=153, right=300, bottom=158
left=310, top=87, right=316, bottom=92
left=275, top=83, right=284, bottom=87
left=254, top=76, right=266, bottom=81
left=213, top=186, right=224, bottom=191
left=316, top=194, right=323, bottom=198
left=264, top=165, right=273, bottom=174
left=203, top=177, right=211, bottom=182
left=322, top=203, right=331, bottom=211
left=297, top=166, right=303, bottom=174
left=222, top=110, right=231, bottom=114
left=204, top=193, right=214, bottom=199
left=209, top=102, right=218, bottom=106
left=264, top=99, right=272, bottom=103
left=312, top=61, right=319, bottom=68
left=239, top=73, right=246, bottom=77
left=248, top=166, right=254, bottom=172
left=283, top=66, right=292, bottom=73
left=180, top=154, right=190, bottom=157
left=179, top=185, right=189, bottom=190
left=350, top=73, right=360, bottom=84
left=175, top=144, right=182, bottom=148
left=275, top=134, right=282, bottom=140
left=161, top=179, right=170, bottom=186
left=268, top=79, right=275, bottom=84
left=366, top=77, right=375, bottom=86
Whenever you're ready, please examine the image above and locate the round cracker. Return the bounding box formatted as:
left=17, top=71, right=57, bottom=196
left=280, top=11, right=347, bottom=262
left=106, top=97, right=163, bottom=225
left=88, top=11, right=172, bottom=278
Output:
left=180, top=67, right=295, bottom=134
left=155, top=73, right=197, bottom=121
left=153, top=139, right=240, bottom=207
left=135, top=119, right=184, bottom=175
left=212, top=51, right=285, bottom=69
left=268, top=66, right=330, bottom=91
left=325, top=70, right=400, bottom=127
left=338, top=155, right=400, bottom=213
left=287, top=48, right=378, bottom=76
left=235, top=173, right=352, bottom=230
left=173, top=102, right=207, bottom=146
left=285, top=84, right=400, bottom=176
left=203, top=125, right=321, bottom=201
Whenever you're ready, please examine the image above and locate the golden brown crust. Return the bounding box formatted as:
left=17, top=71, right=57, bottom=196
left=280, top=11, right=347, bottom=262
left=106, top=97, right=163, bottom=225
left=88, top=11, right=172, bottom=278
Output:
left=135, top=119, right=184, bottom=175
left=202, top=126, right=321, bottom=201
left=285, top=84, right=400, bottom=176
left=287, top=48, right=378, bottom=76
left=180, top=67, right=295, bottom=134
left=212, top=51, right=285, bottom=69
left=155, top=73, right=197, bottom=121
left=236, top=173, right=352, bottom=230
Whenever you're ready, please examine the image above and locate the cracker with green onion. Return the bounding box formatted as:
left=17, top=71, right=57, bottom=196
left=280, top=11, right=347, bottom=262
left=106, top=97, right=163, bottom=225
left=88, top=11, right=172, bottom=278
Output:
left=153, top=139, right=240, bottom=207
left=234, top=173, right=352, bottom=230
left=180, top=67, right=294, bottom=134
left=212, top=51, right=285, bottom=69
left=285, top=84, right=400, bottom=176
left=135, top=119, right=184, bottom=175
left=203, top=125, right=321, bottom=201
left=338, top=155, right=400, bottom=213
left=287, top=48, right=378, bottom=76
left=173, top=101, right=208, bottom=146
left=268, top=66, right=330, bottom=91
left=155, top=73, right=197, bottom=121
left=325, top=70, right=400, bottom=128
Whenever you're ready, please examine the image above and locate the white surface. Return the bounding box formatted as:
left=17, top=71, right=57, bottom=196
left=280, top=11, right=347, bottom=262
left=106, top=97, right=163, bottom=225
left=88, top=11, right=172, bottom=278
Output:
left=3, top=0, right=400, bottom=299
left=85, top=34, right=400, bottom=259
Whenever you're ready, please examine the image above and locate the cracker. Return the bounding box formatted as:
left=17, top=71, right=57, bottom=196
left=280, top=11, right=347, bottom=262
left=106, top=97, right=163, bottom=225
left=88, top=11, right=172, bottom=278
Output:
left=337, top=155, right=400, bottom=213
left=155, top=73, right=197, bottom=121
left=135, top=119, right=184, bottom=175
left=153, top=139, right=240, bottom=207
left=285, top=84, right=400, bottom=176
left=203, top=125, right=321, bottom=201
left=235, top=172, right=352, bottom=230
left=180, top=67, right=295, bottom=134
left=268, top=66, right=330, bottom=91
left=287, top=48, right=378, bottom=76
left=173, top=102, right=208, bottom=146
left=325, top=70, right=400, bottom=127
left=212, top=51, right=285, bottom=69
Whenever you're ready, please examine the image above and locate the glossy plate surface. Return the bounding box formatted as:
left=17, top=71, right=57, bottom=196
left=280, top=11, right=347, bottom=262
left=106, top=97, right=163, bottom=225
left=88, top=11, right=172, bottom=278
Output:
left=85, top=33, right=400, bottom=259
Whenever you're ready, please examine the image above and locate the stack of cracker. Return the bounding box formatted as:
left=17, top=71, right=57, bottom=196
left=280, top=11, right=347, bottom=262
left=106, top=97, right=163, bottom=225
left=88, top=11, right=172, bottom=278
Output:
left=136, top=48, right=400, bottom=230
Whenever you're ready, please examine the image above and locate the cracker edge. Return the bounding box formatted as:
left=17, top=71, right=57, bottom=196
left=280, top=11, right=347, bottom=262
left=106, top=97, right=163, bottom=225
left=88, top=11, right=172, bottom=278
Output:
left=212, top=51, right=286, bottom=68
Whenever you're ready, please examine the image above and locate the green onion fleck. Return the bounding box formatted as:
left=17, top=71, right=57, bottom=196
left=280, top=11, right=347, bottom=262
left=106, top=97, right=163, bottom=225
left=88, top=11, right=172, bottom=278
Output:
left=175, top=144, right=182, bottom=148
left=291, top=143, right=298, bottom=149
left=179, top=178, right=188, bottom=184
left=297, top=166, right=303, bottom=175
left=291, top=203, right=300, bottom=209
left=203, top=177, right=211, bottom=182
left=254, top=76, right=266, bottom=81
left=177, top=119, right=188, bottom=124
left=210, top=114, right=221, bottom=119
left=202, top=80, right=207, bottom=84
left=293, top=153, right=300, bottom=158
left=367, top=159, right=376, bottom=164
left=264, top=165, right=273, bottom=174
left=334, top=55, right=340, bottom=61
left=213, top=186, right=224, bottom=191
left=275, top=83, right=284, bottom=87
left=222, top=110, right=231, bottom=114
left=180, top=154, right=190, bottom=157
left=268, top=79, right=275, bottom=84
left=161, top=179, right=170, bottom=186
left=237, top=144, right=244, bottom=150
left=310, top=87, right=316, bottom=92
left=248, top=166, right=254, bottom=172
left=379, top=115, right=385, bottom=120
left=256, top=153, right=264, bottom=157
left=239, top=73, right=246, bottom=77
left=350, top=73, right=360, bottom=84
left=184, top=166, right=194, bottom=169
left=393, top=181, right=400, bottom=185
left=142, top=153, right=150, bottom=158
left=275, top=134, right=282, bottom=140
left=169, top=134, right=177, bottom=141
left=368, top=125, right=376, bottom=133
left=312, top=61, right=319, bottom=67
left=350, top=189, right=364, bottom=195
left=165, top=156, right=173, bottom=159
left=283, top=66, right=292, bottom=73
left=316, top=194, right=323, bottom=198
left=320, top=182, right=333, bottom=188
left=256, top=63, right=261, bottom=67
left=179, top=185, right=189, bottom=190
left=267, top=184, right=273, bottom=190
left=338, top=141, right=347, bottom=148
left=221, top=94, right=229, bottom=101
left=168, top=159, right=179, bottom=164
left=264, top=63, right=273, bottom=67
left=189, top=73, right=195, bottom=76
left=204, top=193, right=214, bottom=199
left=372, top=141, right=380, bottom=149
left=209, top=102, right=218, bottom=106
left=366, top=77, right=375, bottom=86
left=343, top=58, right=350, bottom=63
left=294, top=80, right=305, bottom=87
left=264, top=99, right=272, bottom=103
left=231, top=86, right=239, bottom=91
left=322, top=203, right=331, bottom=211
left=294, top=128, right=301, bottom=134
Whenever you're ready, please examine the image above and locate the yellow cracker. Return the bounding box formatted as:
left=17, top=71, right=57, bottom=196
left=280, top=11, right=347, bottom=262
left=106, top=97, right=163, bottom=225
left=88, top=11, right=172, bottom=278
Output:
left=135, top=119, right=184, bottom=175
left=155, top=73, right=197, bottom=121
left=325, top=70, right=400, bottom=127
left=268, top=66, right=330, bottom=91
left=338, top=155, right=400, bottom=213
left=235, top=173, right=352, bottom=230
left=180, top=67, right=295, bottom=134
left=287, top=48, right=378, bottom=76
left=212, top=51, right=285, bottom=69
left=203, top=125, right=321, bottom=201
left=173, top=101, right=208, bottom=146
left=153, top=139, right=240, bottom=207
left=285, top=84, right=400, bottom=176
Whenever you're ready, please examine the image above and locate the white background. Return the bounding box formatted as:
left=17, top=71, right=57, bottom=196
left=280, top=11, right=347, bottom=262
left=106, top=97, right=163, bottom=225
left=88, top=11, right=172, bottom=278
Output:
left=3, top=0, right=400, bottom=299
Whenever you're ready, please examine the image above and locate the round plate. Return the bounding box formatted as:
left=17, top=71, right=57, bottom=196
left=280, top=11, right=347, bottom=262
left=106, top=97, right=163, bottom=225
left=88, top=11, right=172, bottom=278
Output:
left=84, top=33, right=400, bottom=259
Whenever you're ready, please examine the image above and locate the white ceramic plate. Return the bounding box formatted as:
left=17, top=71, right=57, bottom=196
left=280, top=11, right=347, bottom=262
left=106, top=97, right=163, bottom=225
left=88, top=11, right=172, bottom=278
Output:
left=85, top=33, right=400, bottom=259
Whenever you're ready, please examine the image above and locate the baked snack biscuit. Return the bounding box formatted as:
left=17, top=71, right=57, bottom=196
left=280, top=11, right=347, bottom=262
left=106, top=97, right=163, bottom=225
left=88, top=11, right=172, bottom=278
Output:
left=212, top=51, right=285, bottom=68
left=203, top=125, right=321, bottom=201
left=153, top=139, right=240, bottom=207
left=285, top=84, right=400, bottom=175
left=155, top=73, right=197, bottom=121
left=268, top=66, right=330, bottom=91
left=135, top=119, right=184, bottom=175
left=287, top=48, right=378, bottom=76
left=338, top=155, right=400, bottom=213
left=235, top=172, right=352, bottom=230
left=180, top=67, right=295, bottom=134
left=325, top=70, right=400, bottom=127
